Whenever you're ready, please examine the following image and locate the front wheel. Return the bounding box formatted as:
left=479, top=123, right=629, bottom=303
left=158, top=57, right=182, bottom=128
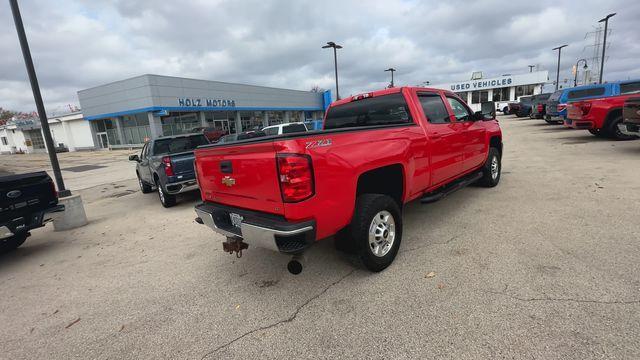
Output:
left=350, top=194, right=403, bottom=272
left=0, top=232, right=29, bottom=254
left=477, top=147, right=501, bottom=187
left=606, top=115, right=637, bottom=140
left=138, top=174, right=153, bottom=194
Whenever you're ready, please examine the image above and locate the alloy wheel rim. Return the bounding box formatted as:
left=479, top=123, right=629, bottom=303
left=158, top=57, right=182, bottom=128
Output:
left=368, top=210, right=396, bottom=257
left=158, top=186, right=165, bottom=203
left=491, top=156, right=499, bottom=180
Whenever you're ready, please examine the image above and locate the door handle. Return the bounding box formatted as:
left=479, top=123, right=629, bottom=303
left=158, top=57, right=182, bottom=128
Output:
left=430, top=132, right=441, bottom=139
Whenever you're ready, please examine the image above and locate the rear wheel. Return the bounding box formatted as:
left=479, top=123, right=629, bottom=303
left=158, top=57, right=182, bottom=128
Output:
left=0, top=232, right=29, bottom=254
left=156, top=180, right=176, bottom=208
left=350, top=194, right=402, bottom=272
left=477, top=147, right=501, bottom=187
left=502, top=107, right=509, bottom=114
left=606, top=115, right=636, bottom=140
left=137, top=173, right=153, bottom=193
left=588, top=128, right=605, bottom=137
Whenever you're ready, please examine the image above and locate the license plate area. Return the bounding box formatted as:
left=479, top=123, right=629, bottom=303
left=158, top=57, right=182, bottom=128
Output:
left=210, top=209, right=242, bottom=236
left=229, top=213, right=244, bottom=228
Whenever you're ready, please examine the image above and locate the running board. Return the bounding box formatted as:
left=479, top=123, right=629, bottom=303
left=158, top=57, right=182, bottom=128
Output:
left=420, top=172, right=483, bottom=204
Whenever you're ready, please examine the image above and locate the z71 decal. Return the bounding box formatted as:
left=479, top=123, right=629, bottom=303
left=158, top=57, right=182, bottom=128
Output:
left=305, top=139, right=332, bottom=149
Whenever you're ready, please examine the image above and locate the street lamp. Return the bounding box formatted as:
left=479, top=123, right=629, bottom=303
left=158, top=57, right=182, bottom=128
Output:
left=598, top=13, right=616, bottom=84
left=384, top=68, right=396, bottom=87
left=574, top=59, right=588, bottom=86
left=9, top=0, right=69, bottom=197
left=552, top=44, right=568, bottom=91
left=322, top=41, right=342, bottom=100
left=528, top=65, right=535, bottom=73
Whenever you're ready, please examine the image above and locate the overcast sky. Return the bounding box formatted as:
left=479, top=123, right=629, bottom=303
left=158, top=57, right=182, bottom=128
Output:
left=1, top=0, right=639, bottom=113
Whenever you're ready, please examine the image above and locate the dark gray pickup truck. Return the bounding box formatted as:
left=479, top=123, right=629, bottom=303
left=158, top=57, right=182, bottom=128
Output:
left=1, top=171, right=64, bottom=253
left=129, top=133, right=209, bottom=207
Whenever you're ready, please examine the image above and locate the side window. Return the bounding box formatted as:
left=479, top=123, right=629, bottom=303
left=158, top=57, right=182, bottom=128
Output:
left=263, top=127, right=279, bottom=136
left=418, top=94, right=450, bottom=124
left=620, top=81, right=640, bottom=94
left=140, top=143, right=148, bottom=159
left=446, top=97, right=472, bottom=121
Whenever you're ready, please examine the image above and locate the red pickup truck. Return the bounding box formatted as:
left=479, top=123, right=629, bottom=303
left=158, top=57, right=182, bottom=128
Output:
left=621, top=96, right=640, bottom=137
left=193, top=87, right=503, bottom=274
left=565, top=94, right=640, bottom=140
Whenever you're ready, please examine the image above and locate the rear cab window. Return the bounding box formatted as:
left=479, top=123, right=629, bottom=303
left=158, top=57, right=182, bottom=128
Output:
left=324, top=93, right=412, bottom=130
left=282, top=123, right=308, bottom=134
left=567, top=87, right=605, bottom=100
left=153, top=134, right=209, bottom=155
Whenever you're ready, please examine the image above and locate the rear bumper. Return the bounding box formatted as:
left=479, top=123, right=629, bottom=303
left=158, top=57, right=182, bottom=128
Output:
left=545, top=115, right=564, bottom=122
left=564, top=118, right=594, bottom=129
left=0, top=204, right=65, bottom=240
left=194, top=202, right=316, bottom=254
left=619, top=123, right=640, bottom=136
left=165, top=179, right=198, bottom=194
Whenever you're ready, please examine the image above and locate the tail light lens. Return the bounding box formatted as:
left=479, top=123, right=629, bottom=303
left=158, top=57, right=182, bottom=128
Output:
left=557, top=104, right=567, bottom=112
left=162, top=156, right=174, bottom=176
left=277, top=154, right=314, bottom=202
left=580, top=102, right=592, bottom=116
left=537, top=104, right=544, bottom=112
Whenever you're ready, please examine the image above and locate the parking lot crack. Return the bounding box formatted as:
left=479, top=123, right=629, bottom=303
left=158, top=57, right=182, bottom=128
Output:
left=200, top=268, right=355, bottom=359
left=484, top=289, right=640, bottom=305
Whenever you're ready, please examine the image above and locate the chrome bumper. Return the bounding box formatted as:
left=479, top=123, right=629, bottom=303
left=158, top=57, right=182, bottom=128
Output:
left=0, top=226, right=13, bottom=240
left=619, top=123, right=639, bottom=136
left=194, top=204, right=315, bottom=253
left=165, top=180, right=198, bottom=195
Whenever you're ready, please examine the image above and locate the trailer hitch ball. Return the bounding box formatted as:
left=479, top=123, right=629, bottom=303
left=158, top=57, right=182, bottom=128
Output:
left=287, top=255, right=305, bottom=275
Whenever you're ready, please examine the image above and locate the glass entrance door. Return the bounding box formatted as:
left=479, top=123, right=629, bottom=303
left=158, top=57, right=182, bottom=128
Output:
left=97, top=132, right=109, bottom=148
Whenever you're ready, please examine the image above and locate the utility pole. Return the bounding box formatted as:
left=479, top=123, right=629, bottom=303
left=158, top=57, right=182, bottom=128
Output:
left=9, top=0, right=70, bottom=196
left=322, top=42, right=342, bottom=100
left=598, top=13, right=616, bottom=83
left=384, top=68, right=396, bottom=87
left=552, top=45, right=568, bottom=91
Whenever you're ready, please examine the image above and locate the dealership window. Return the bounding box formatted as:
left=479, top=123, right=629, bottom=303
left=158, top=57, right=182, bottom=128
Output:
left=121, top=113, right=151, bottom=145
left=161, top=112, right=200, bottom=136
left=515, top=84, right=535, bottom=98
left=493, top=87, right=510, bottom=102
left=92, top=119, right=121, bottom=145
left=205, top=111, right=234, bottom=134
left=455, top=92, right=468, bottom=103
left=267, top=111, right=284, bottom=126
left=240, top=111, right=264, bottom=131
left=1, top=137, right=7, bottom=145
left=471, top=91, right=489, bottom=104
left=27, top=130, right=45, bottom=149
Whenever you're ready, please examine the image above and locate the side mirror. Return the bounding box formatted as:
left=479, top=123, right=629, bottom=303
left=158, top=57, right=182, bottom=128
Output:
left=129, top=154, right=140, bottom=162
left=480, top=101, right=497, bottom=120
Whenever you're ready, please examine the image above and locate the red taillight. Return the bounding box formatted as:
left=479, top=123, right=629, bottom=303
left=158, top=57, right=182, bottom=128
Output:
left=352, top=92, right=374, bottom=101
left=557, top=104, right=567, bottom=112
left=162, top=156, right=174, bottom=176
left=277, top=154, right=314, bottom=203
left=537, top=104, right=544, bottom=112
left=580, top=102, right=592, bottom=116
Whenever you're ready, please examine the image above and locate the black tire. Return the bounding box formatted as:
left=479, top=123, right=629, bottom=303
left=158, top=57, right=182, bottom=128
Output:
left=137, top=173, right=153, bottom=194
left=502, top=107, right=509, bottom=114
left=588, top=128, right=605, bottom=137
left=606, top=114, right=636, bottom=140
left=350, top=194, right=402, bottom=272
left=0, top=232, right=29, bottom=254
left=156, top=180, right=176, bottom=208
left=477, top=147, right=501, bottom=187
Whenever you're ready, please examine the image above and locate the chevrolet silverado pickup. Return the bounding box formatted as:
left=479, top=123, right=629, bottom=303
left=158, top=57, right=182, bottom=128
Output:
left=621, top=96, right=640, bottom=137
left=193, top=87, right=503, bottom=274
left=566, top=93, right=640, bottom=140
left=1, top=171, right=64, bottom=253
left=129, top=133, right=209, bottom=207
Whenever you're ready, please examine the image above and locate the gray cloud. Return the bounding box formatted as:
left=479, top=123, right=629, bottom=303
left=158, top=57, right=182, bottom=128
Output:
left=1, top=0, right=639, bottom=113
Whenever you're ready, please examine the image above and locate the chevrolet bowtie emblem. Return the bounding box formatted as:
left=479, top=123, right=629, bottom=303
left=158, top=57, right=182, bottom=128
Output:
left=221, top=176, right=236, bottom=187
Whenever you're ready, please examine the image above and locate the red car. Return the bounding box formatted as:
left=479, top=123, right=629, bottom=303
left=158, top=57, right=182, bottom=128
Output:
left=191, top=127, right=227, bottom=142
left=566, top=94, right=640, bottom=140
left=193, top=87, right=503, bottom=274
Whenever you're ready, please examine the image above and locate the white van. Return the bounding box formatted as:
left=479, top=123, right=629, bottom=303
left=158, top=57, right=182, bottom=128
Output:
left=262, top=122, right=309, bottom=136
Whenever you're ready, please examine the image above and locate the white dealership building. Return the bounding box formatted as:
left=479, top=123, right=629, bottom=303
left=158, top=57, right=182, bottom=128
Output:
left=430, top=71, right=549, bottom=111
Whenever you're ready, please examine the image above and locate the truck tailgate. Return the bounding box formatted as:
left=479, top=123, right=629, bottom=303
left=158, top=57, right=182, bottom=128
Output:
left=195, top=141, right=284, bottom=215
left=0, top=171, right=57, bottom=224
left=169, top=151, right=196, bottom=177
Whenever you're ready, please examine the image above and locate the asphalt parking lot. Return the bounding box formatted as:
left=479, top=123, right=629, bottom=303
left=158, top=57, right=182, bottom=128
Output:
left=1, top=115, right=639, bottom=359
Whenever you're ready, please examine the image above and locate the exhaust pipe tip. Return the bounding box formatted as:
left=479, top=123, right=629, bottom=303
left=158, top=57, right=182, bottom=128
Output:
left=287, top=255, right=304, bottom=275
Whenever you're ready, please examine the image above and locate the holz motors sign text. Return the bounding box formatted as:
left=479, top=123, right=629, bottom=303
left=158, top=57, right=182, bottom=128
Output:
left=178, top=98, right=236, bottom=107
left=450, top=77, right=512, bottom=91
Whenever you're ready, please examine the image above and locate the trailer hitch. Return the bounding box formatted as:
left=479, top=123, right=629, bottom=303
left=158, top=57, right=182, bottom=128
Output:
left=223, top=237, right=249, bottom=258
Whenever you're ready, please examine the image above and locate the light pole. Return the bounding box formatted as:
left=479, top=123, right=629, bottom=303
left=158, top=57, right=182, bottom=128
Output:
left=574, top=59, right=588, bottom=86
left=384, top=68, right=396, bottom=87
left=322, top=41, right=342, bottom=100
left=552, top=44, right=568, bottom=91
left=598, top=13, right=616, bottom=84
left=9, top=0, right=69, bottom=197
left=528, top=65, right=535, bottom=73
